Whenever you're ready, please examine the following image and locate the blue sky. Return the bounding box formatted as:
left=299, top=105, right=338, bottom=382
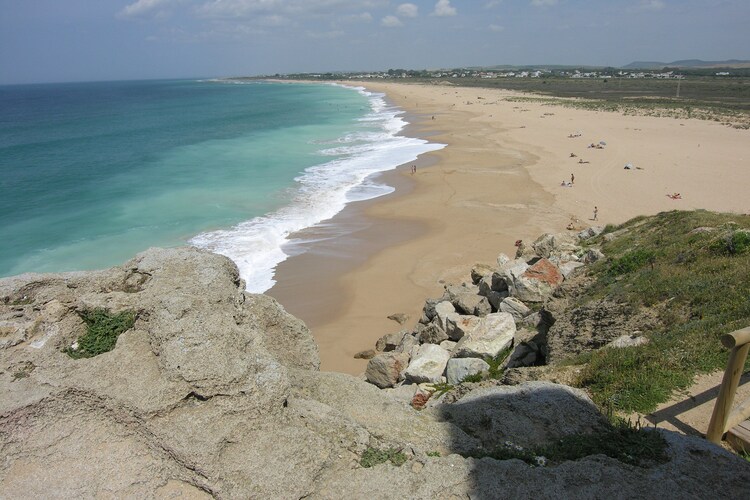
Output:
left=1, top=0, right=748, bottom=84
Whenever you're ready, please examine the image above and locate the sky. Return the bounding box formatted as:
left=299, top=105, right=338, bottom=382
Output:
left=1, top=0, right=748, bottom=84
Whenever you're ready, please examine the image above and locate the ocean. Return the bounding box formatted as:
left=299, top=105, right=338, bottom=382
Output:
left=0, top=79, right=442, bottom=291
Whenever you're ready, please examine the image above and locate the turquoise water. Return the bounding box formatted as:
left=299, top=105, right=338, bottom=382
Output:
left=0, top=79, right=442, bottom=290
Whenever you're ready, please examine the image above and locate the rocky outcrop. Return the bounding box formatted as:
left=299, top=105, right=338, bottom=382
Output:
left=3, top=240, right=749, bottom=497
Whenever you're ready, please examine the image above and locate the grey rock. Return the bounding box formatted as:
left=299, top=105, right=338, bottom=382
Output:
left=532, top=233, right=581, bottom=259
left=583, top=248, right=605, bottom=264
left=558, top=261, right=585, bottom=278
left=387, top=312, right=410, bottom=325
left=366, top=352, right=411, bottom=389
left=354, top=349, right=376, bottom=360
left=446, top=358, right=490, bottom=384
left=396, top=333, right=420, bottom=353
left=499, top=297, right=530, bottom=322
left=434, top=300, right=456, bottom=331
left=577, top=225, right=605, bottom=240
left=404, top=344, right=451, bottom=384
left=439, top=340, right=457, bottom=352
left=454, top=312, right=516, bottom=359
left=454, top=293, right=491, bottom=317
left=375, top=330, right=409, bottom=352
left=416, top=322, right=449, bottom=345
left=496, top=252, right=511, bottom=268
left=606, top=334, right=650, bottom=349
left=505, top=258, right=563, bottom=303
left=442, top=283, right=480, bottom=302
left=420, top=298, right=440, bottom=324
left=445, top=314, right=480, bottom=341
left=470, top=263, right=496, bottom=285
left=438, top=382, right=607, bottom=447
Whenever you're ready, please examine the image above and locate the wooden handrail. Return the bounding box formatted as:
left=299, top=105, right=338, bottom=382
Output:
left=707, top=327, right=750, bottom=443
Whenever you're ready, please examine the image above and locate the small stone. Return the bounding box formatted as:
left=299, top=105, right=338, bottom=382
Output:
left=387, top=313, right=410, bottom=325
left=354, top=349, right=376, bottom=359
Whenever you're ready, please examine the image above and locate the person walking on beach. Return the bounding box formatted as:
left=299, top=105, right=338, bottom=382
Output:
left=593, top=206, right=598, bottom=221
left=571, top=173, right=575, bottom=185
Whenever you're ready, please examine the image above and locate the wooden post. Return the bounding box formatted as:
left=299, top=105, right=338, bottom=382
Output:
left=707, top=342, right=750, bottom=443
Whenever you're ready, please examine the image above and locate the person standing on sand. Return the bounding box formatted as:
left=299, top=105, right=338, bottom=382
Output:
left=571, top=173, right=575, bottom=185
left=593, top=206, right=598, bottom=221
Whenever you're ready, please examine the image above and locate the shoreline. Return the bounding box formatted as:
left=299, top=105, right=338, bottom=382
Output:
left=268, top=81, right=750, bottom=375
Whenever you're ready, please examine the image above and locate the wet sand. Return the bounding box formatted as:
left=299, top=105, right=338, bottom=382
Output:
left=268, top=81, right=750, bottom=374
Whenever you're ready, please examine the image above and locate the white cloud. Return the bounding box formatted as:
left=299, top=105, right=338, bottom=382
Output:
left=489, top=24, right=504, bottom=32
left=306, top=29, right=345, bottom=39
left=531, top=0, right=558, bottom=6
left=432, top=0, right=457, bottom=17
left=197, top=0, right=387, bottom=19
left=118, top=0, right=175, bottom=18
left=396, top=3, right=418, bottom=18
left=637, top=0, right=666, bottom=11
left=338, top=12, right=373, bottom=23
left=381, top=15, right=403, bottom=27
left=485, top=1, right=502, bottom=8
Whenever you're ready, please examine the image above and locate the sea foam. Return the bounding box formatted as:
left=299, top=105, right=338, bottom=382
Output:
left=189, top=85, right=444, bottom=293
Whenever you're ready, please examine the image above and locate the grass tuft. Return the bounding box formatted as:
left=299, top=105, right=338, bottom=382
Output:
left=65, top=308, right=136, bottom=359
left=360, top=447, right=407, bottom=468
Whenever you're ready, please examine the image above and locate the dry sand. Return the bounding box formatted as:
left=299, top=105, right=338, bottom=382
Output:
left=268, top=81, right=750, bottom=375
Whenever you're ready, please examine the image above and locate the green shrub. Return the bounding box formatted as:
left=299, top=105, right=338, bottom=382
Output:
left=487, top=347, right=513, bottom=380
left=461, top=373, right=484, bottom=383
left=711, top=229, right=750, bottom=255
left=66, top=308, right=136, bottom=359
left=607, top=248, right=656, bottom=276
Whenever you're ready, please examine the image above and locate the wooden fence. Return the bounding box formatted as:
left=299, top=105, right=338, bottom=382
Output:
left=706, top=327, right=750, bottom=443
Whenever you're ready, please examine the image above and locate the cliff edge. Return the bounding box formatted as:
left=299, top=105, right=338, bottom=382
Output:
left=1, top=247, right=748, bottom=498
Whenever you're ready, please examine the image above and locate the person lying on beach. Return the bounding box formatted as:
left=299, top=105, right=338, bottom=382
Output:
left=570, top=153, right=577, bottom=157
left=578, top=159, right=590, bottom=164
left=666, top=193, right=682, bottom=199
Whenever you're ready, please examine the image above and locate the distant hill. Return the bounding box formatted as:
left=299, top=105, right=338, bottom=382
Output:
left=623, top=59, right=750, bottom=69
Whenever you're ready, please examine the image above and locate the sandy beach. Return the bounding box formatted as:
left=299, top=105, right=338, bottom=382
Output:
left=268, top=81, right=750, bottom=375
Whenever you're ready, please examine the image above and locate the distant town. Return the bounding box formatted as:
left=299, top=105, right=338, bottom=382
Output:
left=265, top=65, right=749, bottom=82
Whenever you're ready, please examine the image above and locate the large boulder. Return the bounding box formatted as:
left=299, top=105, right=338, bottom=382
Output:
left=446, top=314, right=481, bottom=341
left=437, top=382, right=607, bottom=447
left=404, top=344, right=451, bottom=384
left=365, top=352, right=411, bottom=388
left=532, top=232, right=581, bottom=260
left=454, top=312, right=516, bottom=359
left=446, top=358, right=490, bottom=385
left=507, top=258, right=563, bottom=303
left=454, top=293, right=492, bottom=317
